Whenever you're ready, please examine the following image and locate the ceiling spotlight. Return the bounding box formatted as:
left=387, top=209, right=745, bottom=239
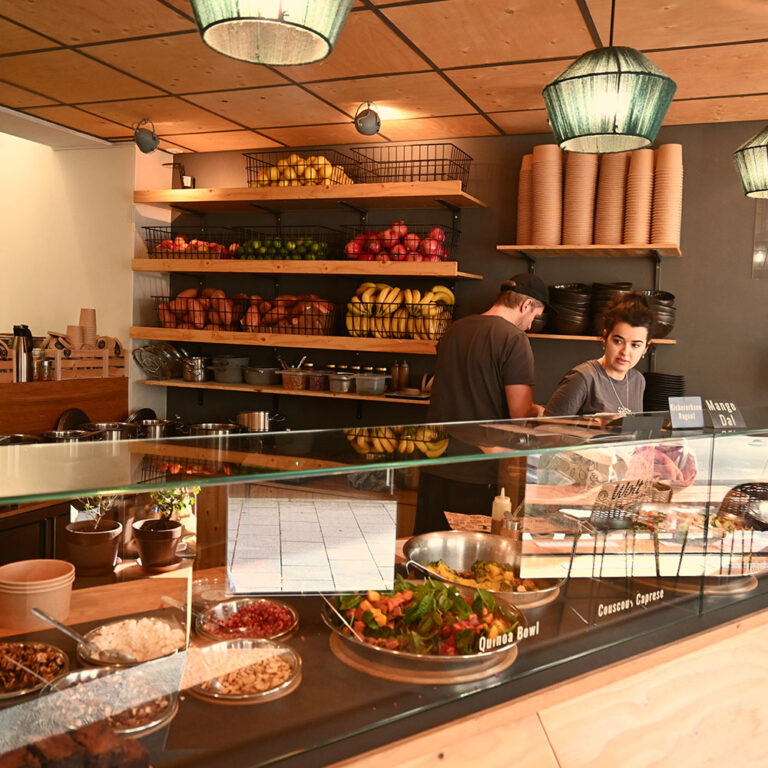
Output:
left=354, top=102, right=380, bottom=136
left=190, top=0, right=354, bottom=66
left=133, top=118, right=159, bottom=154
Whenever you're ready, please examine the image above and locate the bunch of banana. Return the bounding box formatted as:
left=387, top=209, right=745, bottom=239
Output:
left=344, top=426, right=399, bottom=454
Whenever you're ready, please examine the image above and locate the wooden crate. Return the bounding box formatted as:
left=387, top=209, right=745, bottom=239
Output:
left=52, top=348, right=127, bottom=380
left=0, top=351, right=15, bottom=383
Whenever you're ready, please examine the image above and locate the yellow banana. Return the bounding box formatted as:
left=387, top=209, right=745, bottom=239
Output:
left=355, top=436, right=371, bottom=453
left=348, top=296, right=365, bottom=315
left=359, top=287, right=376, bottom=311
left=345, top=313, right=357, bottom=337
left=431, top=285, right=456, bottom=305
left=403, top=288, right=413, bottom=309
left=397, top=438, right=408, bottom=453
left=415, top=440, right=428, bottom=454
left=424, top=439, right=449, bottom=458
left=420, top=291, right=437, bottom=317
left=371, top=436, right=385, bottom=453
left=356, top=282, right=376, bottom=296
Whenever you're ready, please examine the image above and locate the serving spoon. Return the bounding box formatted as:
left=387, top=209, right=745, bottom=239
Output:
left=31, top=609, right=137, bottom=665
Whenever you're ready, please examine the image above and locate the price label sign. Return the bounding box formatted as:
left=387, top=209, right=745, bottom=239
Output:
left=669, top=396, right=705, bottom=429
left=704, top=399, right=746, bottom=429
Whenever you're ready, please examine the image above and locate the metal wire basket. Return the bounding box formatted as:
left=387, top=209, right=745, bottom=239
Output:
left=155, top=295, right=339, bottom=336
left=142, top=227, right=239, bottom=259
left=343, top=222, right=460, bottom=261
left=234, top=226, right=345, bottom=260
left=345, top=302, right=454, bottom=340
left=243, top=149, right=362, bottom=187
left=349, top=143, right=473, bottom=188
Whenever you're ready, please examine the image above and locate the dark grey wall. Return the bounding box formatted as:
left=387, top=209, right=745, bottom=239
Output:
left=173, top=121, right=768, bottom=428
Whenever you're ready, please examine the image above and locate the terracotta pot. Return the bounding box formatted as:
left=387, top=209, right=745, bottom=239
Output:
left=132, top=519, right=182, bottom=569
left=64, top=520, right=122, bottom=576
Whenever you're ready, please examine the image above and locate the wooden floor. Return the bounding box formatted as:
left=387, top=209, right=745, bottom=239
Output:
left=332, top=607, right=768, bottom=768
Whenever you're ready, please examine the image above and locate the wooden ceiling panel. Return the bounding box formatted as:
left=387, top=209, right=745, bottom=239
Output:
left=381, top=114, right=499, bottom=141
left=446, top=60, right=570, bottom=112
left=1, top=50, right=162, bottom=103
left=381, top=0, right=594, bottom=68
left=0, top=18, right=57, bottom=54
left=665, top=95, right=768, bottom=126
left=186, top=86, right=350, bottom=128
left=21, top=105, right=133, bottom=137
left=260, top=123, right=381, bottom=147
left=307, top=72, right=473, bottom=120
left=586, top=0, right=768, bottom=50
left=488, top=109, right=552, bottom=135
left=80, top=96, right=241, bottom=133
left=163, top=131, right=282, bottom=152
left=0, top=82, right=56, bottom=109
left=86, top=33, right=287, bottom=93
left=0, top=0, right=194, bottom=45
left=652, top=43, right=768, bottom=101
left=274, top=11, right=427, bottom=83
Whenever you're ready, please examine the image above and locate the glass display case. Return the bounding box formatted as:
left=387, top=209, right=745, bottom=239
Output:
left=1, top=409, right=767, bottom=767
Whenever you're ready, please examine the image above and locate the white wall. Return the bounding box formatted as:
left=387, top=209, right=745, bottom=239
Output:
left=0, top=133, right=134, bottom=343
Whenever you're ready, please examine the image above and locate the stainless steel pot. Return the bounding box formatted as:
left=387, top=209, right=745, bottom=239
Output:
left=41, top=430, right=93, bottom=443
left=236, top=411, right=286, bottom=432
left=183, top=356, right=209, bottom=383
left=80, top=422, right=138, bottom=441
left=209, top=356, right=248, bottom=384
left=0, top=434, right=42, bottom=446
left=188, top=423, right=241, bottom=437
left=138, top=419, right=178, bottom=439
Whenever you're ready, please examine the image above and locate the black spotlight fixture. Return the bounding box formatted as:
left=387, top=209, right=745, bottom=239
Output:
left=354, top=102, right=380, bottom=136
left=133, top=118, right=159, bottom=154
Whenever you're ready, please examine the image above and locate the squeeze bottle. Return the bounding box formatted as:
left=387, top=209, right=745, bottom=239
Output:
left=491, top=487, right=511, bottom=535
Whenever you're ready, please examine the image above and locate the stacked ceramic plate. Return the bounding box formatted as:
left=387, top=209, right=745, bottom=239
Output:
left=643, top=371, right=685, bottom=411
left=549, top=283, right=591, bottom=334
left=623, top=149, right=654, bottom=244
left=531, top=144, right=563, bottom=245
left=638, top=289, right=677, bottom=339
left=651, top=144, right=683, bottom=245
left=594, top=152, right=629, bottom=244
left=516, top=153, right=533, bottom=244
left=562, top=152, right=598, bottom=245
left=590, top=282, right=632, bottom=335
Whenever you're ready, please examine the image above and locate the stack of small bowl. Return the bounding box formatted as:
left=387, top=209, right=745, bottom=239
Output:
left=590, top=282, right=632, bottom=335
left=643, top=371, right=685, bottom=411
left=0, top=559, right=75, bottom=631
left=639, top=289, right=677, bottom=339
left=549, top=283, right=591, bottom=334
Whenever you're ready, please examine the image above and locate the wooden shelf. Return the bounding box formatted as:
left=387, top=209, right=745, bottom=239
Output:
left=497, top=244, right=682, bottom=259
left=141, top=379, right=430, bottom=405
left=130, top=326, right=438, bottom=354
left=132, top=258, right=482, bottom=280
left=528, top=333, right=676, bottom=344
left=134, top=181, right=486, bottom=212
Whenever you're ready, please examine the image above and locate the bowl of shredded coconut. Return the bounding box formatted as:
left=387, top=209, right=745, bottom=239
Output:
left=78, top=616, right=187, bottom=667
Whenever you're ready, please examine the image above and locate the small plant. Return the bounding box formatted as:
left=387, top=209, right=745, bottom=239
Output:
left=150, top=487, right=200, bottom=520
left=76, top=494, right=118, bottom=530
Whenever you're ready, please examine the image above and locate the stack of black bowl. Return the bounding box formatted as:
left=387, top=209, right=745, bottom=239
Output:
left=643, top=371, right=685, bottom=411
left=590, top=282, right=633, bottom=335
left=638, top=289, right=677, bottom=339
left=549, top=283, right=591, bottom=334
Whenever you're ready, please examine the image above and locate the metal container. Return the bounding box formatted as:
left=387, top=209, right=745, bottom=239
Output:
left=188, top=423, right=241, bottom=437
left=209, top=356, right=248, bottom=383
left=0, top=434, right=42, bottom=446
left=0, top=641, right=68, bottom=701
left=403, top=530, right=567, bottom=607
left=80, top=422, right=138, bottom=441
left=236, top=411, right=281, bottom=432
left=41, top=430, right=93, bottom=443
left=195, top=597, right=299, bottom=642
left=242, top=366, right=280, bottom=386
left=328, top=373, right=354, bottom=394
left=183, top=356, right=209, bottom=383
left=138, top=419, right=177, bottom=439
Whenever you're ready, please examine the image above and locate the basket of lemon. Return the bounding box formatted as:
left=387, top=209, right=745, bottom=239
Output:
left=244, top=150, right=360, bottom=188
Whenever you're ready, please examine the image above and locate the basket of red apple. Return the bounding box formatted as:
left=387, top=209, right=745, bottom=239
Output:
left=343, top=222, right=458, bottom=263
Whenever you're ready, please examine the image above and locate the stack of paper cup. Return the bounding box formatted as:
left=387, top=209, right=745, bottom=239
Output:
left=531, top=144, right=563, bottom=245
left=623, top=149, right=655, bottom=244
left=651, top=144, right=683, bottom=245
left=562, top=152, right=599, bottom=245
left=516, top=154, right=533, bottom=244
left=594, top=152, right=629, bottom=244
left=79, top=308, right=97, bottom=347
left=66, top=324, right=84, bottom=350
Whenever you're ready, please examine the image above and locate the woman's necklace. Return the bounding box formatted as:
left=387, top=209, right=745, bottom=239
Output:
left=598, top=359, right=632, bottom=415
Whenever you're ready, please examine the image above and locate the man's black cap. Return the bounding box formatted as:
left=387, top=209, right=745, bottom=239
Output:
left=500, top=273, right=549, bottom=305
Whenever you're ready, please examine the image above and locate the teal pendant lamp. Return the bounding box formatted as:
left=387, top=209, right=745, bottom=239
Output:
left=733, top=126, right=768, bottom=198
left=190, top=0, right=354, bottom=66
left=543, top=0, right=677, bottom=154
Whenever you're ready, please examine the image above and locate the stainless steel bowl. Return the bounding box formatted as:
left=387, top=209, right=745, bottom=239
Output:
left=320, top=585, right=525, bottom=672
left=187, top=638, right=301, bottom=704
left=42, top=666, right=179, bottom=736
left=0, top=641, right=68, bottom=700
left=196, top=597, right=298, bottom=642
left=403, top=531, right=567, bottom=607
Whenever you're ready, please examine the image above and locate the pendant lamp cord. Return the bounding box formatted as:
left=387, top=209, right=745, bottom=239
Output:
left=609, top=0, right=616, bottom=47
